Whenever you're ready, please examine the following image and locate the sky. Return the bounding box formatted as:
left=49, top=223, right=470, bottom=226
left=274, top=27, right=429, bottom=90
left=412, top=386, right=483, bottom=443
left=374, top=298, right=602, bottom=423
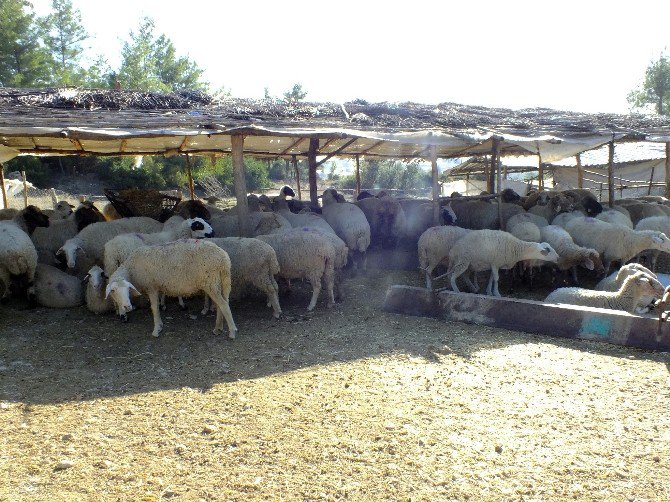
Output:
left=30, top=0, right=670, bottom=114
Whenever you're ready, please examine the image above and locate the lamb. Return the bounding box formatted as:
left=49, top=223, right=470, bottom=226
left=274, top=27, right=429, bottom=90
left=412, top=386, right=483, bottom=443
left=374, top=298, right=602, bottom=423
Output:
left=257, top=228, right=336, bottom=311
left=506, top=212, right=549, bottom=232
left=565, top=216, right=670, bottom=272
left=105, top=239, right=237, bottom=338
left=596, top=209, right=633, bottom=228
left=319, top=189, right=371, bottom=268
left=57, top=216, right=164, bottom=272
left=0, top=206, right=50, bottom=301
left=33, top=263, right=83, bottom=308
left=594, top=263, right=661, bottom=313
left=31, top=204, right=105, bottom=265
left=544, top=271, right=664, bottom=314
left=446, top=229, right=559, bottom=297
left=634, top=216, right=670, bottom=270
left=103, top=217, right=214, bottom=276
left=84, top=265, right=113, bottom=314
left=200, top=237, right=282, bottom=318
left=417, top=225, right=471, bottom=289
left=540, top=225, right=604, bottom=281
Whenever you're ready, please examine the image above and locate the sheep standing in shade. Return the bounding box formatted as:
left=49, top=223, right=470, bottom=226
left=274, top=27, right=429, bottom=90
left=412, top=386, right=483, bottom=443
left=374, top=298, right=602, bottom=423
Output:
left=105, top=239, right=237, bottom=338
left=540, top=225, right=604, bottom=284
left=545, top=271, right=664, bottom=313
left=319, top=189, right=370, bottom=269
left=0, top=206, right=50, bottom=302
left=446, top=229, right=559, bottom=297
left=417, top=225, right=471, bottom=289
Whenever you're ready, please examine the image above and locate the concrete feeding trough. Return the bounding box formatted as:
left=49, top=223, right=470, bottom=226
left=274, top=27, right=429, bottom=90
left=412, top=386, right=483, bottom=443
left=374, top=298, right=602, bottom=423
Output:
left=383, top=286, right=670, bottom=352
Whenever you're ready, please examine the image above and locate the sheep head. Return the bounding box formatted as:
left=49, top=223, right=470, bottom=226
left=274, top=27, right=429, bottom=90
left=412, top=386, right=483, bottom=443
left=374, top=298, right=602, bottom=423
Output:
left=187, top=217, right=214, bottom=238
left=57, top=240, right=83, bottom=269
left=105, top=278, right=140, bottom=321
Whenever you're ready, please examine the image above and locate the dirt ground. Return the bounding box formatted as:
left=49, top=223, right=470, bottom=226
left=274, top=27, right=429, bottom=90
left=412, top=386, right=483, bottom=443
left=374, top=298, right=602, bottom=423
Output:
left=1, top=269, right=670, bottom=501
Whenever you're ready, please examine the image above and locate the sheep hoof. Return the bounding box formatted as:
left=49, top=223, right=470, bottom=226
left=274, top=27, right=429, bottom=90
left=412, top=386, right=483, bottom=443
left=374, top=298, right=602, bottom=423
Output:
left=179, top=304, right=188, bottom=312
left=228, top=330, right=237, bottom=340
left=151, top=326, right=162, bottom=337
left=212, top=328, right=223, bottom=336
left=327, top=302, right=335, bottom=309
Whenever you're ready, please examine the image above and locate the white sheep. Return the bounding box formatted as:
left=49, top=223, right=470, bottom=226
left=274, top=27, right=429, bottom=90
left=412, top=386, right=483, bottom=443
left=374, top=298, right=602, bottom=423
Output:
left=84, top=265, right=113, bottom=314
left=320, top=189, right=370, bottom=269
left=105, top=239, right=237, bottom=338
left=506, top=212, right=549, bottom=232
left=509, top=221, right=541, bottom=243
left=103, top=217, right=213, bottom=276
left=33, top=263, right=83, bottom=308
left=565, top=216, right=670, bottom=273
left=209, top=195, right=292, bottom=237
left=634, top=216, right=670, bottom=270
left=42, top=201, right=74, bottom=220
left=0, top=206, right=50, bottom=301
left=417, top=225, right=471, bottom=289
left=273, top=197, right=336, bottom=235
left=257, top=228, right=336, bottom=311
left=540, top=225, right=603, bottom=280
left=545, top=271, right=664, bottom=313
left=551, top=211, right=584, bottom=229
left=594, top=263, right=661, bottom=313
left=201, top=237, right=282, bottom=318
left=57, top=216, right=164, bottom=272
left=596, top=209, right=633, bottom=228
left=447, top=229, right=559, bottom=297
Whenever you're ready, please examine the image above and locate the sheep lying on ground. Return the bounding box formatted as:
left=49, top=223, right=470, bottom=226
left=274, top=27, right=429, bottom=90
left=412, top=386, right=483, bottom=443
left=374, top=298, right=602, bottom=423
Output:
left=320, top=189, right=370, bottom=268
left=106, top=239, right=237, bottom=338
left=417, top=225, right=471, bottom=289
left=201, top=237, right=281, bottom=318
left=539, top=225, right=603, bottom=283
left=103, top=217, right=213, bottom=276
left=0, top=206, right=50, bottom=301
left=257, top=228, right=336, bottom=311
left=34, top=263, right=83, bottom=308
left=544, top=271, right=664, bottom=314
left=634, top=216, right=670, bottom=270
left=594, top=263, right=661, bottom=313
left=447, top=230, right=559, bottom=296
left=565, top=216, right=670, bottom=273
left=57, top=216, right=164, bottom=273
left=84, top=265, right=113, bottom=314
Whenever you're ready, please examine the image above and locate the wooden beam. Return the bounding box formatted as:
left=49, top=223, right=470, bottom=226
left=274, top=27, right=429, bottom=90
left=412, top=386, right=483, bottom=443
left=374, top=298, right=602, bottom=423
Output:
left=280, top=137, right=305, bottom=156
left=359, top=140, right=385, bottom=155
left=21, top=170, right=28, bottom=208
left=184, top=154, right=195, bottom=200
left=429, top=145, right=440, bottom=226
left=648, top=162, right=657, bottom=195
left=608, top=141, right=615, bottom=206
left=314, top=137, right=358, bottom=168
left=308, top=138, right=319, bottom=205
left=0, top=162, right=8, bottom=209
left=493, top=138, right=503, bottom=230
left=538, top=155, right=544, bottom=191
left=666, top=143, right=670, bottom=199
left=120, top=139, right=127, bottom=153
left=576, top=153, right=583, bottom=189
left=231, top=135, right=251, bottom=237
left=355, top=154, right=361, bottom=197
left=292, top=155, right=302, bottom=201
left=178, top=136, right=191, bottom=152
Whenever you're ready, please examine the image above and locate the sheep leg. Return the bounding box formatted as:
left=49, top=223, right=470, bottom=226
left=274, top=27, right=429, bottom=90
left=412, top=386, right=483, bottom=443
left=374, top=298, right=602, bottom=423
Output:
left=486, top=272, right=493, bottom=296
left=652, top=251, right=659, bottom=273
left=323, top=268, right=335, bottom=309
left=491, top=267, right=501, bottom=297
left=425, top=270, right=433, bottom=290
left=178, top=296, right=187, bottom=311
left=448, top=263, right=468, bottom=293
left=463, top=272, right=478, bottom=293
left=208, top=288, right=237, bottom=339
left=201, top=295, right=210, bottom=315
left=148, top=290, right=164, bottom=338
left=159, top=294, right=166, bottom=311
left=307, top=272, right=322, bottom=311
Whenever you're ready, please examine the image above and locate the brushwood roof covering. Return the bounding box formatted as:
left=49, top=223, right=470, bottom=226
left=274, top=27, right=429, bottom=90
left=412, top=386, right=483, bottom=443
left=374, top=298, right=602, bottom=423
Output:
left=2, top=87, right=670, bottom=164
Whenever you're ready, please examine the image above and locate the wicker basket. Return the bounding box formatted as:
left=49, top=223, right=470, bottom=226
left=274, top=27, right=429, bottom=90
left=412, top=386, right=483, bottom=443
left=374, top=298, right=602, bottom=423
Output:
left=104, top=188, right=182, bottom=222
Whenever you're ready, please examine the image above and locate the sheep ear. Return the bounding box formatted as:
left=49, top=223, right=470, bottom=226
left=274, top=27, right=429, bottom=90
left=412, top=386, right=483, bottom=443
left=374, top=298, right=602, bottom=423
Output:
left=124, top=280, right=141, bottom=296
left=539, top=245, right=550, bottom=256
left=583, top=258, right=594, bottom=271
left=105, top=283, right=115, bottom=299
left=190, top=220, right=204, bottom=231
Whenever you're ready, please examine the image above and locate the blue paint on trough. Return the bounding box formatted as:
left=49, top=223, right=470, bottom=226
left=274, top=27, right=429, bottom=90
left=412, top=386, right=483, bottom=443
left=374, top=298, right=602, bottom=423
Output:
left=382, top=285, right=670, bottom=352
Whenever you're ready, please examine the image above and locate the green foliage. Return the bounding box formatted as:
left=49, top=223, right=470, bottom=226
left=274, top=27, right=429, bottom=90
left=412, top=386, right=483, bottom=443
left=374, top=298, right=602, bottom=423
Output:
left=0, top=0, right=51, bottom=86
left=39, top=0, right=88, bottom=85
left=117, top=17, right=206, bottom=92
left=194, top=156, right=269, bottom=192
left=283, top=83, right=307, bottom=103
left=628, top=53, right=670, bottom=115
left=4, top=156, right=52, bottom=187
left=336, top=160, right=431, bottom=192
left=268, top=159, right=290, bottom=181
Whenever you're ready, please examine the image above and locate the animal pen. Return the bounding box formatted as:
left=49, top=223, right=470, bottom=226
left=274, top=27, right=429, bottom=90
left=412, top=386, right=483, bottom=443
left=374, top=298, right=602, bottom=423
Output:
left=3, top=87, right=670, bottom=350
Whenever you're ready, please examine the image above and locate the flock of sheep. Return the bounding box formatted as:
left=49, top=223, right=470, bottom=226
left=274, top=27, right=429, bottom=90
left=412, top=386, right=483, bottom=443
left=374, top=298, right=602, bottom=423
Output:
left=2, top=183, right=670, bottom=340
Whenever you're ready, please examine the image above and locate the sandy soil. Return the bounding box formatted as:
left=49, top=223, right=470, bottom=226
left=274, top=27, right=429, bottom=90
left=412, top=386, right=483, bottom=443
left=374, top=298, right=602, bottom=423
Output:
left=1, top=270, right=669, bottom=501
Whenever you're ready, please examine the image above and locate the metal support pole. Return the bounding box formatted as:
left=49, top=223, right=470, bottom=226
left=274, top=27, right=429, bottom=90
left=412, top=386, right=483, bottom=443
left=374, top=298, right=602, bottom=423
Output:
left=292, top=155, right=302, bottom=200
left=0, top=162, right=7, bottom=209
left=355, top=154, right=361, bottom=197
left=608, top=141, right=615, bottom=206
left=185, top=154, right=195, bottom=200
left=231, top=135, right=251, bottom=237
left=429, top=145, right=440, bottom=226
left=308, top=138, right=319, bottom=205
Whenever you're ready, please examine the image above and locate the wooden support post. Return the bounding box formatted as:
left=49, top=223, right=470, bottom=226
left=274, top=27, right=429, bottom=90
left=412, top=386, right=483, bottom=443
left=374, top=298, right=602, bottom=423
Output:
left=648, top=162, right=656, bottom=195
left=184, top=154, right=195, bottom=200
left=355, top=154, right=361, bottom=197
left=608, top=141, right=615, bottom=206
left=429, top=145, right=440, bottom=226
left=538, top=155, right=544, bottom=191
left=492, top=138, right=503, bottom=230
left=292, top=155, right=302, bottom=200
left=21, top=170, right=28, bottom=208
left=231, top=135, right=251, bottom=237
left=576, top=153, right=584, bottom=189
left=308, top=138, right=319, bottom=205
left=465, top=173, right=470, bottom=195
left=0, top=162, right=7, bottom=209
left=488, top=151, right=495, bottom=193
left=665, top=143, right=670, bottom=199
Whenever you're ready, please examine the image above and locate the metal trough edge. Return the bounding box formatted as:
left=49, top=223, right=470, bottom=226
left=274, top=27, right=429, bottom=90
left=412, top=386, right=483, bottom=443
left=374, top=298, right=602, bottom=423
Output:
left=382, top=285, right=670, bottom=352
